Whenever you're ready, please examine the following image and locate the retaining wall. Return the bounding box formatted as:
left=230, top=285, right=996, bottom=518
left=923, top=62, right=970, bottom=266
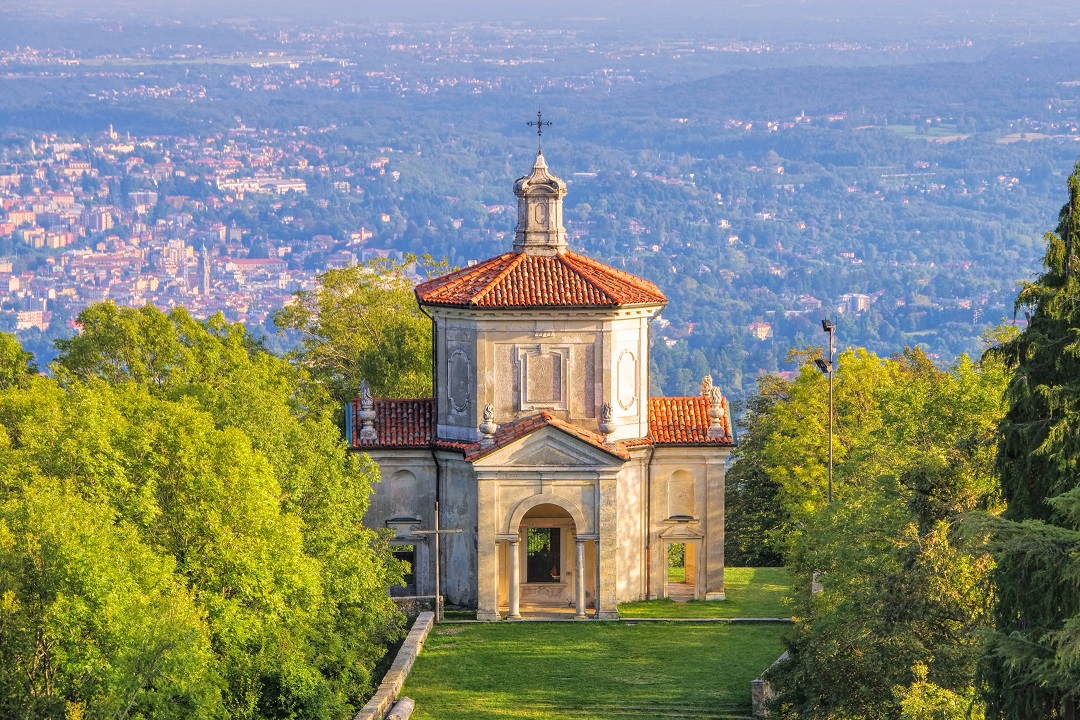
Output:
left=353, top=612, right=434, bottom=720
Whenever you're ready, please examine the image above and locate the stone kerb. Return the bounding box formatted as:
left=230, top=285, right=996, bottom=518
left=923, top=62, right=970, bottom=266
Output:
left=353, top=612, right=434, bottom=720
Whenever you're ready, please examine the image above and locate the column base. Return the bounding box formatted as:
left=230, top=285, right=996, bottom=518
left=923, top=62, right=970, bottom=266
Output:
left=705, top=591, right=726, bottom=601
left=477, top=610, right=499, bottom=622
left=596, top=610, right=619, bottom=620
left=574, top=613, right=587, bottom=620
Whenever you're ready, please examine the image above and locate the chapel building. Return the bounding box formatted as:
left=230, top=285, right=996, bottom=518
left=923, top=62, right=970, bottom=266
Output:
left=347, top=151, right=735, bottom=620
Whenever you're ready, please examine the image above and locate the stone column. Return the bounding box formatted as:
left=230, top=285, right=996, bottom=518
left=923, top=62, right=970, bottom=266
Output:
left=508, top=538, right=521, bottom=620
left=574, top=538, right=586, bottom=619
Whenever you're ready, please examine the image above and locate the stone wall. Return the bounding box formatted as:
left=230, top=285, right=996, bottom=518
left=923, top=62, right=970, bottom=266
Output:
left=391, top=595, right=437, bottom=618
left=751, top=652, right=789, bottom=718
left=352, top=612, right=434, bottom=720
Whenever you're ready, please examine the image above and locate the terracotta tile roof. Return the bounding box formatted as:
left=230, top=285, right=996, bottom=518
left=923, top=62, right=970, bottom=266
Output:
left=350, top=398, right=436, bottom=448
left=347, top=399, right=629, bottom=459
left=462, top=411, right=629, bottom=462
left=648, top=396, right=734, bottom=445
left=414, top=251, right=667, bottom=309
left=347, top=396, right=734, bottom=454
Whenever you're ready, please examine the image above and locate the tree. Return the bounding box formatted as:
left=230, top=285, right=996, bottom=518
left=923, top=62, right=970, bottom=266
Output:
left=0, top=469, right=220, bottom=720
left=724, top=372, right=789, bottom=566
left=0, top=332, right=36, bottom=390
left=979, top=164, right=1080, bottom=719
left=755, top=348, right=1007, bottom=719
left=274, top=255, right=443, bottom=403
left=0, top=308, right=406, bottom=719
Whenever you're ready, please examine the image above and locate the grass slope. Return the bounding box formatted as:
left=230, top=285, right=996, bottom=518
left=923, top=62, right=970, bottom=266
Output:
left=618, top=567, right=793, bottom=619
left=403, top=622, right=788, bottom=720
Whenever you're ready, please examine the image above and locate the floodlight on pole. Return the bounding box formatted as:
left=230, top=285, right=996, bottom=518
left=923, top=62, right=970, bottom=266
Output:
left=817, top=319, right=836, bottom=504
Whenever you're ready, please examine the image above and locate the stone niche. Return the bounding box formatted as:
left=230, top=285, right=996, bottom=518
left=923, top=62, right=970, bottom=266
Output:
left=447, top=349, right=472, bottom=414
left=516, top=344, right=570, bottom=412
left=616, top=349, right=638, bottom=411
left=667, top=469, right=696, bottom=518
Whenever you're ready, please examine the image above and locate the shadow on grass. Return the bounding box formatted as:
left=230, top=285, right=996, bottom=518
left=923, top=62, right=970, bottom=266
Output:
left=618, top=567, right=793, bottom=619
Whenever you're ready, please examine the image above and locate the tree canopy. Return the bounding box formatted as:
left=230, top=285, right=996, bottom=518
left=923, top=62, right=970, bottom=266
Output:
left=751, top=347, right=1007, bottom=719
left=979, top=163, right=1080, bottom=720
left=0, top=307, right=405, bottom=720
left=274, top=256, right=442, bottom=404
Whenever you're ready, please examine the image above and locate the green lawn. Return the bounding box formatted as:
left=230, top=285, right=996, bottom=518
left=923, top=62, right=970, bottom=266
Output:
left=617, top=567, right=793, bottom=619
left=403, top=622, right=788, bottom=719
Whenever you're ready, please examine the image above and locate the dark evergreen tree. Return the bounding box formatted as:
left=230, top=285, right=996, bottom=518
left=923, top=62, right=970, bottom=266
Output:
left=724, top=373, right=788, bottom=567
left=981, top=163, right=1080, bottom=719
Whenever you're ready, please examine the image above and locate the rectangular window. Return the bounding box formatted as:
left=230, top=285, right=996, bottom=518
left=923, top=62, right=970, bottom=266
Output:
left=526, top=527, right=561, bottom=583
left=392, top=545, right=416, bottom=587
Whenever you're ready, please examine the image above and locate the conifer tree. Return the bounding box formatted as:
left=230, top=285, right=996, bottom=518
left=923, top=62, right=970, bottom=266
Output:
left=981, top=164, right=1080, bottom=719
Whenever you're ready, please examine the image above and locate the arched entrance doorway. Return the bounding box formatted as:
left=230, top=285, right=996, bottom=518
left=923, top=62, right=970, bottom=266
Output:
left=499, top=502, right=594, bottom=619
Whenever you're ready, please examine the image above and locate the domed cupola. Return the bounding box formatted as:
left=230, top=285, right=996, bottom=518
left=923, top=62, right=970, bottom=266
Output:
left=513, top=151, right=568, bottom=256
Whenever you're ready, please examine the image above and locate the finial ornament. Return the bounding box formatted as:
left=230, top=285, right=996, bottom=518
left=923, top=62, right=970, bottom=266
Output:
left=358, top=379, right=377, bottom=440
left=598, top=402, right=617, bottom=441
left=479, top=404, right=498, bottom=447
left=707, top=386, right=726, bottom=439
left=526, top=108, right=552, bottom=152
left=512, top=131, right=568, bottom=256
left=701, top=375, right=713, bottom=399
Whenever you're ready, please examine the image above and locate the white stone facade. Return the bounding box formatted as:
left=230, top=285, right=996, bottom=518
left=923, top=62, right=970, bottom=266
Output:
left=349, top=153, right=734, bottom=619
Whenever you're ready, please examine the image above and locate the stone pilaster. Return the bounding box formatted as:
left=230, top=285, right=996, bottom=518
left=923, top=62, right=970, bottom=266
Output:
left=597, top=476, right=619, bottom=618
left=476, top=479, right=499, bottom=620
left=705, top=457, right=727, bottom=600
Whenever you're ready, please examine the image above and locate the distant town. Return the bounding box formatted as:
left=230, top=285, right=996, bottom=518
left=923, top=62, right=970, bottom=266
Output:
left=3, top=15, right=1080, bottom=391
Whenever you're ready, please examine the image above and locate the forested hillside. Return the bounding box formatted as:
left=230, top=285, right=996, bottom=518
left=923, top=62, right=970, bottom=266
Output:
left=2, top=9, right=1080, bottom=401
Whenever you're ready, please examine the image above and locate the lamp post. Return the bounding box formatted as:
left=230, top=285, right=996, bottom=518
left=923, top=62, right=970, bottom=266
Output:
left=813, top=319, right=835, bottom=504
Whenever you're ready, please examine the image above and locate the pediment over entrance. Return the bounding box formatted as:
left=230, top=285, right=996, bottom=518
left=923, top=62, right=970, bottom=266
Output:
left=473, top=423, right=627, bottom=470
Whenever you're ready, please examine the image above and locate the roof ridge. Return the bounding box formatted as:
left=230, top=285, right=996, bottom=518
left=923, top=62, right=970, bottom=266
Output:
left=565, top=251, right=664, bottom=294
left=415, top=252, right=513, bottom=298
left=651, top=395, right=708, bottom=401
left=471, top=252, right=525, bottom=306
left=555, top=252, right=616, bottom=304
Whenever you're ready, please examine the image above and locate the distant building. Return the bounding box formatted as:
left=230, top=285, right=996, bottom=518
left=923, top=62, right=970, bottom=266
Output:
left=839, top=293, right=872, bottom=314
left=747, top=321, right=773, bottom=340
left=82, top=208, right=114, bottom=233
left=199, top=244, right=211, bottom=297
left=15, top=309, right=50, bottom=332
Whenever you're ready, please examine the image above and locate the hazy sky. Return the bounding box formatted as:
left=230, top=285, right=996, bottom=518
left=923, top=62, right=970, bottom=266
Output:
left=18, top=0, right=1078, bottom=24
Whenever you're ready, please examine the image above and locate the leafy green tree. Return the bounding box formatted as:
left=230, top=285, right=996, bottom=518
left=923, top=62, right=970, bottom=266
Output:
left=0, top=307, right=406, bottom=719
left=756, top=348, right=1007, bottom=719
left=979, top=165, right=1080, bottom=719
left=0, top=332, right=36, bottom=389
left=274, top=256, right=444, bottom=402
left=0, top=469, right=220, bottom=720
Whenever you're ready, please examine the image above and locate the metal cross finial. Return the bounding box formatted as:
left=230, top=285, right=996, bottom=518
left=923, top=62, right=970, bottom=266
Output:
left=527, top=109, right=552, bottom=151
